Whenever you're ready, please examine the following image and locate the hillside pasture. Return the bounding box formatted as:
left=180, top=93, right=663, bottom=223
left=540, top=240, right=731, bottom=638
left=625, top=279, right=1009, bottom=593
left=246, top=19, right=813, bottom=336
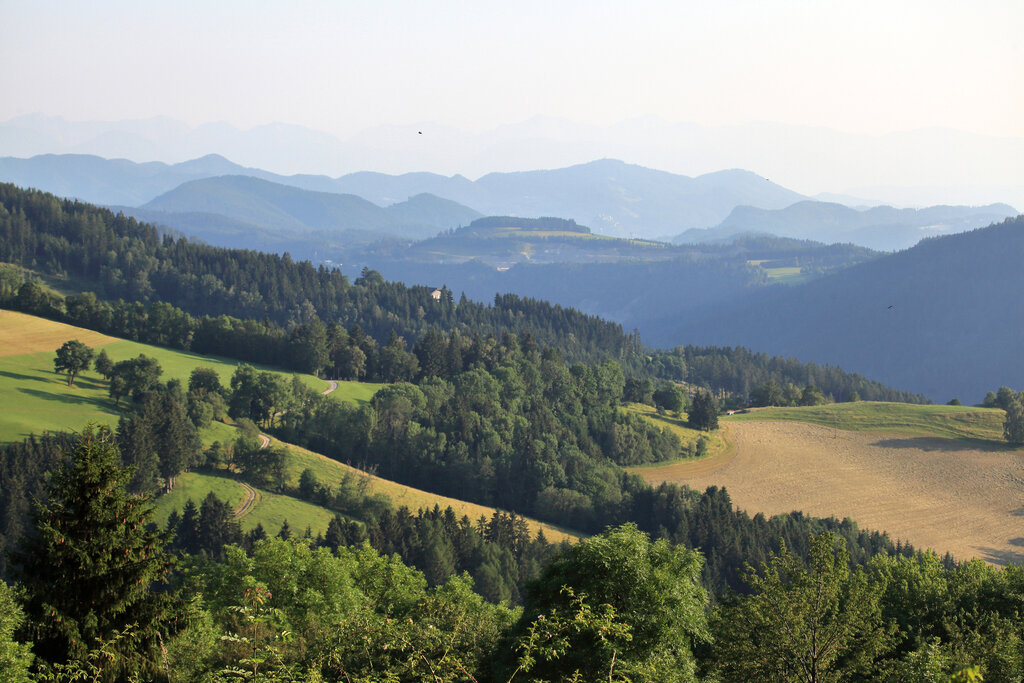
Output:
left=151, top=471, right=336, bottom=537
left=0, top=311, right=328, bottom=441
left=327, top=379, right=381, bottom=404
left=151, top=472, right=249, bottom=526
left=0, top=309, right=116, bottom=355
left=638, top=417, right=1024, bottom=564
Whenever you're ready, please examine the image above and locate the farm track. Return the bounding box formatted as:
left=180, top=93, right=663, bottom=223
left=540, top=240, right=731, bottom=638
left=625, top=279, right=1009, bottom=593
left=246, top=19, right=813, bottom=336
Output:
left=233, top=481, right=259, bottom=518
left=638, top=420, right=1024, bottom=565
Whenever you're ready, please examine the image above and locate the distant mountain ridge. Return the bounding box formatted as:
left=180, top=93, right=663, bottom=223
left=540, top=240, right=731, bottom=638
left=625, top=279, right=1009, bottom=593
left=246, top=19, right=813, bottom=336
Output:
left=3, top=114, right=1021, bottom=210
left=0, top=153, right=1015, bottom=251
left=0, top=153, right=807, bottom=238
left=675, top=200, right=1019, bottom=251
left=134, top=175, right=480, bottom=242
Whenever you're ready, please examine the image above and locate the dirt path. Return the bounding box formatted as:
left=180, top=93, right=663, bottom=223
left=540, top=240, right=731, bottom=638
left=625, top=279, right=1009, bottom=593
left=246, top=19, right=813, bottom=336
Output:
left=638, top=421, right=1024, bottom=565
left=232, top=434, right=272, bottom=518
left=233, top=481, right=259, bottom=518
left=322, top=380, right=338, bottom=395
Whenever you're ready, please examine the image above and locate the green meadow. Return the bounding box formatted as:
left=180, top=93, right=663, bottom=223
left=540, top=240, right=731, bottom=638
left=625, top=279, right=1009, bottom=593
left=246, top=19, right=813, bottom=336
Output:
left=0, top=311, right=327, bottom=442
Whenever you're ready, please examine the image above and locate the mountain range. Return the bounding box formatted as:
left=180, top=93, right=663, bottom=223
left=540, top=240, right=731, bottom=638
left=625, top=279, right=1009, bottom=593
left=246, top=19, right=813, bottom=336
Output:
left=2, top=153, right=1016, bottom=250
left=2, top=114, right=1021, bottom=210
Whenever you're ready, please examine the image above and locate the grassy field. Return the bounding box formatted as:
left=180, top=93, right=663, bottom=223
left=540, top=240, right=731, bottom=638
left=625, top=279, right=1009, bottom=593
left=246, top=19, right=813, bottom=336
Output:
left=0, top=310, right=327, bottom=442
left=746, top=259, right=810, bottom=285
left=725, top=401, right=1005, bottom=442
left=637, top=401, right=1023, bottom=564
left=623, top=402, right=729, bottom=465
left=151, top=471, right=337, bottom=536
left=150, top=436, right=581, bottom=541
left=327, top=379, right=381, bottom=404
left=235, top=490, right=337, bottom=535
left=0, top=309, right=117, bottom=354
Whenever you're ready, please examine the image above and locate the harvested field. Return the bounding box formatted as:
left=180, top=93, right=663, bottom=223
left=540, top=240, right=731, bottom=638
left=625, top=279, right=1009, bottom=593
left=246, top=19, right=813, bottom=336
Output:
left=636, top=421, right=1024, bottom=565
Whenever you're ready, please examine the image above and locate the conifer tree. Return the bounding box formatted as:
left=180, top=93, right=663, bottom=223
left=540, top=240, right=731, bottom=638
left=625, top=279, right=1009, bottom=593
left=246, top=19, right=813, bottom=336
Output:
left=13, top=425, right=177, bottom=677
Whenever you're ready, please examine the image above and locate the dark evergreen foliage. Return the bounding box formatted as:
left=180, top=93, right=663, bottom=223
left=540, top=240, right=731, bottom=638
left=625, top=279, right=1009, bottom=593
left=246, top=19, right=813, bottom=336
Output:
left=11, top=426, right=177, bottom=677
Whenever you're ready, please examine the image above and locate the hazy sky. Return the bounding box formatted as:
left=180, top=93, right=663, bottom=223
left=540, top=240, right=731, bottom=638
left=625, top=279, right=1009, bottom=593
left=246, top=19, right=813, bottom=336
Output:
left=2, top=0, right=1022, bottom=139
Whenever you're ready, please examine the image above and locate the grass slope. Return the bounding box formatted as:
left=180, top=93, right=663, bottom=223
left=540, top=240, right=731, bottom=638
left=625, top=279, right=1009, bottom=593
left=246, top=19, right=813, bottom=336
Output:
left=326, top=379, right=380, bottom=405
left=636, top=401, right=1021, bottom=563
left=272, top=436, right=579, bottom=543
left=0, top=310, right=326, bottom=442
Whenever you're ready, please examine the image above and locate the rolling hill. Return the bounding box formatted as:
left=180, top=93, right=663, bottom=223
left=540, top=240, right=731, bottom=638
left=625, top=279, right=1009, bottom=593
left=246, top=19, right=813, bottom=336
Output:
left=0, top=309, right=575, bottom=541
left=139, top=175, right=478, bottom=240
left=668, top=215, right=1024, bottom=402
left=0, top=153, right=810, bottom=239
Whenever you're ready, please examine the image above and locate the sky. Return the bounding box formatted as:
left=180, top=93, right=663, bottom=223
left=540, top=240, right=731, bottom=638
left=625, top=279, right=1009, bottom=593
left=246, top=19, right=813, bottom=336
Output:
left=2, top=0, right=1022, bottom=139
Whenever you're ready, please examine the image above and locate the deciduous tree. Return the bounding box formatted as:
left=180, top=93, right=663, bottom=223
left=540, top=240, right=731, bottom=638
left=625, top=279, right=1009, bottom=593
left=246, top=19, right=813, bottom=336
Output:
left=53, top=340, right=94, bottom=387
left=709, top=532, right=891, bottom=682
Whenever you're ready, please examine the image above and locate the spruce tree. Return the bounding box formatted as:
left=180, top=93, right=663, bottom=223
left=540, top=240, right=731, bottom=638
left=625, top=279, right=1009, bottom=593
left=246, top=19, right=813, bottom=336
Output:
left=13, top=425, right=177, bottom=677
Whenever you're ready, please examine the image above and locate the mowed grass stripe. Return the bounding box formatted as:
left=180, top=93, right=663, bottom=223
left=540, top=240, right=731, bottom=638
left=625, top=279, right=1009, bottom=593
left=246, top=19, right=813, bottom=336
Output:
left=725, top=401, right=1005, bottom=442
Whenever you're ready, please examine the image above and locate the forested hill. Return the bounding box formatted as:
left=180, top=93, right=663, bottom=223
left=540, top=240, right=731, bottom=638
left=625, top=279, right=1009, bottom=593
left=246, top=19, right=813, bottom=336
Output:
left=673, top=215, right=1024, bottom=401
left=0, top=182, right=926, bottom=403
left=0, top=183, right=633, bottom=362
